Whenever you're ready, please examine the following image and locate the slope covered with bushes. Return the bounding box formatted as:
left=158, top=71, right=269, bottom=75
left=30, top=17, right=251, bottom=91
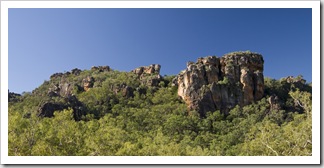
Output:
left=8, top=53, right=312, bottom=156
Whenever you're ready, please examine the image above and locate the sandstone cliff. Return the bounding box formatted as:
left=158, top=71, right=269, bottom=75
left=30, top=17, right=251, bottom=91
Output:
left=175, top=51, right=264, bottom=116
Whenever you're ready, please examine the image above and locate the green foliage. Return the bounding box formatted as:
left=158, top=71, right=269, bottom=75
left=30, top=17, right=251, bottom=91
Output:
left=289, top=89, right=312, bottom=117
left=8, top=68, right=312, bottom=156
left=217, top=77, right=229, bottom=85
left=224, top=50, right=261, bottom=56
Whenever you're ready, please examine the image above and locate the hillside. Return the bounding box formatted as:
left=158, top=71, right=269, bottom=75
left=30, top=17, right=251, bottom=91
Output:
left=8, top=51, right=312, bottom=156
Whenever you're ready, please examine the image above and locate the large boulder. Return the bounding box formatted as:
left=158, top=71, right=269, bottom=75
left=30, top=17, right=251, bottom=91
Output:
left=175, top=51, right=264, bottom=116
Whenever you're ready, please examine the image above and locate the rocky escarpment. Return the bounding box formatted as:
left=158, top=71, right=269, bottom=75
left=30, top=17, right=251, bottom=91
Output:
left=40, top=68, right=94, bottom=120
left=38, top=64, right=163, bottom=120
left=32, top=52, right=266, bottom=120
left=175, top=51, right=264, bottom=116
left=40, top=77, right=87, bottom=120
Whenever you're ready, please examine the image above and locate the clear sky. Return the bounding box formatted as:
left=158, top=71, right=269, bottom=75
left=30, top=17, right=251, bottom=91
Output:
left=9, top=8, right=312, bottom=94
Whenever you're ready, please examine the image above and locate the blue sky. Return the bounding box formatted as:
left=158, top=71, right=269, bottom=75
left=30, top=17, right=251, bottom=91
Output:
left=9, top=8, right=312, bottom=94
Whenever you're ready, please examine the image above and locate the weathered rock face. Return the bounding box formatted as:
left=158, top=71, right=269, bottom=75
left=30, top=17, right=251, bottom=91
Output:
left=38, top=95, right=86, bottom=121
left=284, top=75, right=307, bottom=90
left=132, top=64, right=161, bottom=76
left=132, top=64, right=162, bottom=87
left=83, top=76, right=95, bottom=91
left=38, top=102, right=66, bottom=118
left=112, top=83, right=134, bottom=98
left=175, top=52, right=264, bottom=116
left=48, top=78, right=75, bottom=98
left=140, top=74, right=162, bottom=87
left=268, top=94, right=281, bottom=111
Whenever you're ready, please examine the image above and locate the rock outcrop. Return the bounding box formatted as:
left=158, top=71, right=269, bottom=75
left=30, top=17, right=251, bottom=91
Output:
left=8, top=90, right=21, bottom=102
left=175, top=51, right=264, bottom=116
left=38, top=95, right=86, bottom=121
left=284, top=76, right=306, bottom=84
left=268, top=94, right=282, bottom=111
left=50, top=68, right=82, bottom=80
left=83, top=76, right=95, bottom=91
left=112, top=83, right=134, bottom=98
left=48, top=78, right=75, bottom=98
left=132, top=64, right=161, bottom=76
left=132, top=64, right=162, bottom=87
left=38, top=102, right=66, bottom=118
left=91, top=66, right=111, bottom=72
left=71, top=68, right=81, bottom=75
left=284, top=75, right=307, bottom=90
left=50, top=72, right=64, bottom=79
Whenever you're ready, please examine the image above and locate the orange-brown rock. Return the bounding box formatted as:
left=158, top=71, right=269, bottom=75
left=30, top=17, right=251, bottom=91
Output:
left=175, top=51, right=264, bottom=116
left=83, top=76, right=94, bottom=91
left=112, top=83, right=134, bottom=98
left=132, top=64, right=162, bottom=87
left=132, top=64, right=161, bottom=76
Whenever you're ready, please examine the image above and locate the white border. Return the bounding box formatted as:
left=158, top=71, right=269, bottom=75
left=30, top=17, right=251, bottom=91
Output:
left=0, top=1, right=321, bottom=8
left=1, top=0, right=320, bottom=165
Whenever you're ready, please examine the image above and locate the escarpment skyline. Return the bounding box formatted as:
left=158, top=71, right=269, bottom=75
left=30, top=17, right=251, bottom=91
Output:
left=9, top=51, right=313, bottom=118
left=10, top=51, right=269, bottom=118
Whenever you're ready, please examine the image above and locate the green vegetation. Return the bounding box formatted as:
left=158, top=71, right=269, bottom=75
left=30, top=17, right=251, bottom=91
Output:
left=217, top=77, right=229, bottom=85
left=224, top=50, right=261, bottom=56
left=8, top=69, right=312, bottom=156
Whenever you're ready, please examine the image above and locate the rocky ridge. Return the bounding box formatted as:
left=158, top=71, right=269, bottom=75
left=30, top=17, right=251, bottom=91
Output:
left=37, top=64, right=163, bottom=119
left=17, top=51, right=272, bottom=120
